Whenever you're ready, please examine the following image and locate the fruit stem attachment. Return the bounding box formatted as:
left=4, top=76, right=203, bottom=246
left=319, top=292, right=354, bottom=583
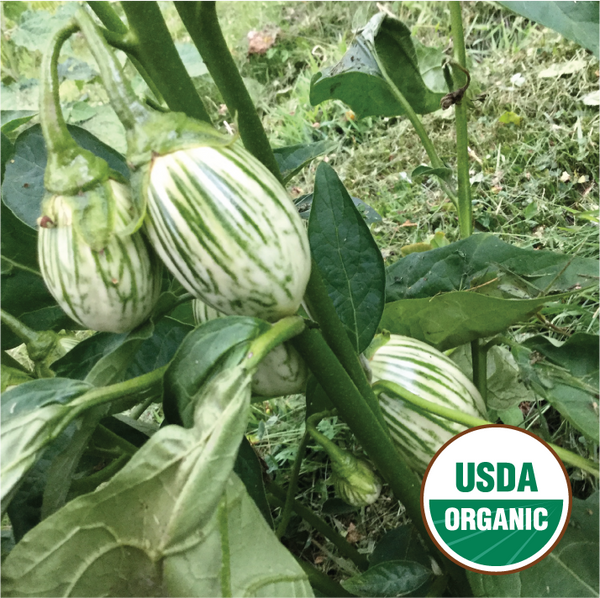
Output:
left=0, top=309, right=59, bottom=378
left=39, top=19, right=110, bottom=195
left=373, top=380, right=599, bottom=477
left=174, top=1, right=283, bottom=183
left=75, top=7, right=149, bottom=131
left=244, top=316, right=305, bottom=371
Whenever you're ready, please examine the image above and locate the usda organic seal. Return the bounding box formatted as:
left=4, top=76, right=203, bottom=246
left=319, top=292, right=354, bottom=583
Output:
left=421, top=425, right=572, bottom=574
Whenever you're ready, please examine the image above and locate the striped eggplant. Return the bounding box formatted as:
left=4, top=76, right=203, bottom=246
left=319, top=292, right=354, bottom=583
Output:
left=37, top=20, right=161, bottom=335
left=144, top=145, right=311, bottom=321
left=192, top=298, right=308, bottom=398
left=38, top=181, right=162, bottom=333
left=367, top=334, right=487, bottom=475
left=75, top=12, right=310, bottom=322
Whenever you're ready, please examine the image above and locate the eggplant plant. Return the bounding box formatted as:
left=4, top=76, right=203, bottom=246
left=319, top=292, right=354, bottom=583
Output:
left=1, top=2, right=598, bottom=597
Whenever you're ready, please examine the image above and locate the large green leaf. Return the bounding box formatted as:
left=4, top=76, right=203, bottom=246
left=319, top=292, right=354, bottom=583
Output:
left=498, top=1, right=599, bottom=58
left=451, top=344, right=536, bottom=423
left=386, top=234, right=599, bottom=301
left=52, top=317, right=192, bottom=382
left=468, top=492, right=599, bottom=597
left=1, top=124, right=129, bottom=229
left=2, top=366, right=312, bottom=597
left=273, top=140, right=335, bottom=184
left=342, top=560, right=432, bottom=597
left=380, top=292, right=553, bottom=351
left=233, top=436, right=274, bottom=527
left=1, top=132, right=14, bottom=182
left=310, top=13, right=448, bottom=118
left=1, top=110, right=36, bottom=135
left=163, top=317, right=271, bottom=426
left=0, top=378, right=93, bottom=509
left=512, top=343, right=599, bottom=443
left=308, top=162, right=385, bottom=353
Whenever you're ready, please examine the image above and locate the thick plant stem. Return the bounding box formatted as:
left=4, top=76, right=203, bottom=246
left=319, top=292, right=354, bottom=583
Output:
left=275, top=431, right=310, bottom=540
left=373, top=380, right=599, bottom=478
left=292, top=328, right=470, bottom=591
left=174, top=1, right=283, bottom=184
left=449, top=2, right=473, bottom=238
left=267, top=482, right=369, bottom=570
left=294, top=559, right=355, bottom=597
left=471, top=339, right=487, bottom=402
left=119, top=2, right=211, bottom=123
left=303, top=263, right=387, bottom=432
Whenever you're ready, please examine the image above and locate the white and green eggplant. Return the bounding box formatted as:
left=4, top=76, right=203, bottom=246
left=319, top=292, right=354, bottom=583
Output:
left=37, top=18, right=161, bottom=334
left=77, top=11, right=311, bottom=322
left=366, top=334, right=487, bottom=475
left=192, top=299, right=307, bottom=398
left=38, top=181, right=162, bottom=333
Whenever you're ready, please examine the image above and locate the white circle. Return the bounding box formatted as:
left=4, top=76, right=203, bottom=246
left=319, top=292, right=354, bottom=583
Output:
left=421, top=426, right=571, bottom=574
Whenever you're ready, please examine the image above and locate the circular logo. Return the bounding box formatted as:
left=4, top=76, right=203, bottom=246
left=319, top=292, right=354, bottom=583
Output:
left=421, top=425, right=572, bottom=574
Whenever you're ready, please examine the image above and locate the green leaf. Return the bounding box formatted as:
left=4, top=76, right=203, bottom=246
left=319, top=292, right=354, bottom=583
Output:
left=84, top=320, right=155, bottom=388
left=296, top=192, right=383, bottom=224
left=2, top=367, right=311, bottom=597
left=273, top=140, right=334, bottom=183
left=411, top=164, right=453, bottom=182
left=512, top=344, right=599, bottom=443
left=164, top=473, right=312, bottom=597
left=309, top=162, right=385, bottom=353
left=342, top=560, right=432, bottom=597
left=498, top=1, right=599, bottom=58
left=1, top=110, right=36, bottom=135
left=386, top=233, right=599, bottom=301
left=310, top=13, right=448, bottom=118
left=1, top=133, right=14, bottom=183
left=53, top=317, right=192, bottom=382
left=7, top=422, right=77, bottom=542
left=163, top=317, right=271, bottom=427
left=451, top=344, right=536, bottom=414
left=370, top=525, right=434, bottom=568
left=2, top=124, right=129, bottom=229
left=9, top=4, right=78, bottom=53
left=467, top=492, right=599, bottom=597
left=498, top=110, right=522, bottom=126
left=380, top=292, right=553, bottom=351
left=0, top=363, right=33, bottom=392
left=522, top=333, right=599, bottom=388
left=0, top=378, right=93, bottom=509
left=233, top=436, right=274, bottom=527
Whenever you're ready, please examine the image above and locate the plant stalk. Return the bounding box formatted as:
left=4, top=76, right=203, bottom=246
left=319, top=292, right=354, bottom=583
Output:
left=373, top=380, right=599, bottom=477
left=275, top=431, right=310, bottom=540
left=119, top=2, right=211, bottom=123
left=174, top=1, right=283, bottom=183
left=449, top=1, right=473, bottom=238
left=267, top=482, right=369, bottom=570
left=303, top=263, right=388, bottom=432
